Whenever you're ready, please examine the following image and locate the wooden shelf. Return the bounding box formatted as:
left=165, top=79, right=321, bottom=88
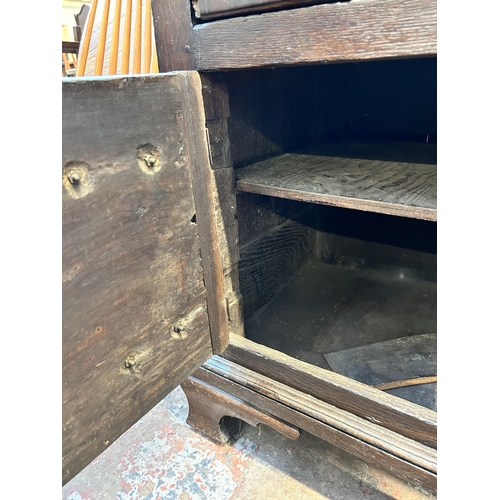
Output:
left=236, top=142, right=437, bottom=221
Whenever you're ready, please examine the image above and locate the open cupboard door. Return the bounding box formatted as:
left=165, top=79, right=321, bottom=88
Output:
left=62, top=72, right=228, bottom=485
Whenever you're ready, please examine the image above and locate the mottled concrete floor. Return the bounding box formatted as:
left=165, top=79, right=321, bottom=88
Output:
left=63, top=386, right=434, bottom=500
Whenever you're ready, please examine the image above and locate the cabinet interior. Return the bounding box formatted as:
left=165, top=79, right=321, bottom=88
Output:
left=218, top=57, right=437, bottom=411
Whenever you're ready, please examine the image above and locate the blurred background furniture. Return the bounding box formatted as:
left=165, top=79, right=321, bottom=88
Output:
left=76, top=0, right=159, bottom=76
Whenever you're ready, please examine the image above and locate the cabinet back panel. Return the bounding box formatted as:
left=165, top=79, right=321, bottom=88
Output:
left=223, top=57, right=437, bottom=168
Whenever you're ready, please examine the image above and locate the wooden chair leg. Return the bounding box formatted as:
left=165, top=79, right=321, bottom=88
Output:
left=181, top=376, right=300, bottom=445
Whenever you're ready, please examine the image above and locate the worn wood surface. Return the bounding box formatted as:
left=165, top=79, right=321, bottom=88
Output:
left=195, top=360, right=437, bottom=493
left=236, top=143, right=437, bottom=221
left=237, top=193, right=313, bottom=248
left=151, top=0, right=195, bottom=71
left=193, top=0, right=437, bottom=70
left=316, top=205, right=437, bottom=282
left=178, top=73, right=230, bottom=353
left=62, top=74, right=214, bottom=484
left=200, top=74, right=232, bottom=169
left=244, top=263, right=436, bottom=369
left=224, top=66, right=324, bottom=169
left=181, top=376, right=300, bottom=444
left=224, top=334, right=437, bottom=448
left=223, top=59, right=436, bottom=169
left=239, top=212, right=317, bottom=319
left=325, top=334, right=437, bottom=410
left=199, top=73, right=244, bottom=336
left=193, top=0, right=333, bottom=20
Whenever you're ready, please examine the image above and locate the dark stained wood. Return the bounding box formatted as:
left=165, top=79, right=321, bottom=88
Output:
left=324, top=334, right=437, bottom=410
left=200, top=73, right=231, bottom=121
left=193, top=0, right=437, bottom=70
left=225, top=66, right=325, bottom=169
left=317, top=205, right=437, bottom=282
left=213, top=167, right=245, bottom=337
left=223, top=334, right=437, bottom=448
left=244, top=263, right=437, bottom=369
left=239, top=213, right=317, bottom=319
left=181, top=376, right=300, bottom=444
left=193, top=0, right=335, bottom=20
left=62, top=74, right=214, bottom=484
left=223, top=59, right=436, bottom=170
left=199, top=74, right=245, bottom=336
left=62, top=41, right=80, bottom=54
left=200, top=74, right=232, bottom=169
left=178, top=72, right=230, bottom=353
left=236, top=143, right=437, bottom=221
left=151, top=0, right=195, bottom=71
left=237, top=193, right=314, bottom=248
left=194, top=361, right=437, bottom=493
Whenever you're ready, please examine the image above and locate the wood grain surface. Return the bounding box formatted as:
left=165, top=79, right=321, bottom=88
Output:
left=224, top=334, right=437, bottom=448
left=151, top=0, right=196, bottom=71
left=236, top=143, right=437, bottom=221
left=244, top=263, right=437, bottom=368
left=193, top=0, right=437, bottom=70
left=193, top=0, right=336, bottom=20
left=239, top=213, right=317, bottom=318
left=324, top=333, right=437, bottom=410
left=196, top=359, right=437, bottom=493
left=62, top=74, right=214, bottom=484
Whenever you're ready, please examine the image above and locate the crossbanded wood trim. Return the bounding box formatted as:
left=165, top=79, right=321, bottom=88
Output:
left=223, top=334, right=437, bottom=448
left=195, top=362, right=437, bottom=493
left=193, top=0, right=437, bottom=70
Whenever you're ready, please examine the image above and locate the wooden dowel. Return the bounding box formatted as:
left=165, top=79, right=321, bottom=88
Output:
left=142, top=0, right=152, bottom=73
left=95, top=0, right=111, bottom=75
left=109, top=0, right=123, bottom=74
left=133, top=0, right=143, bottom=74
left=121, top=0, right=133, bottom=74
left=76, top=0, right=99, bottom=76
left=375, top=376, right=437, bottom=392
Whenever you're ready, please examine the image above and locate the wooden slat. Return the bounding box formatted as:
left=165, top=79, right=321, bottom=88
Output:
left=95, top=0, right=111, bottom=75
left=133, top=0, right=143, bottom=73
left=62, top=74, right=214, bottom=484
left=223, top=334, right=437, bottom=448
left=236, top=143, right=437, bottom=221
left=143, top=0, right=153, bottom=72
left=122, top=0, right=133, bottom=73
left=193, top=0, right=437, bottom=70
left=109, top=0, right=123, bottom=73
left=195, top=361, right=437, bottom=493
left=76, top=0, right=99, bottom=75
